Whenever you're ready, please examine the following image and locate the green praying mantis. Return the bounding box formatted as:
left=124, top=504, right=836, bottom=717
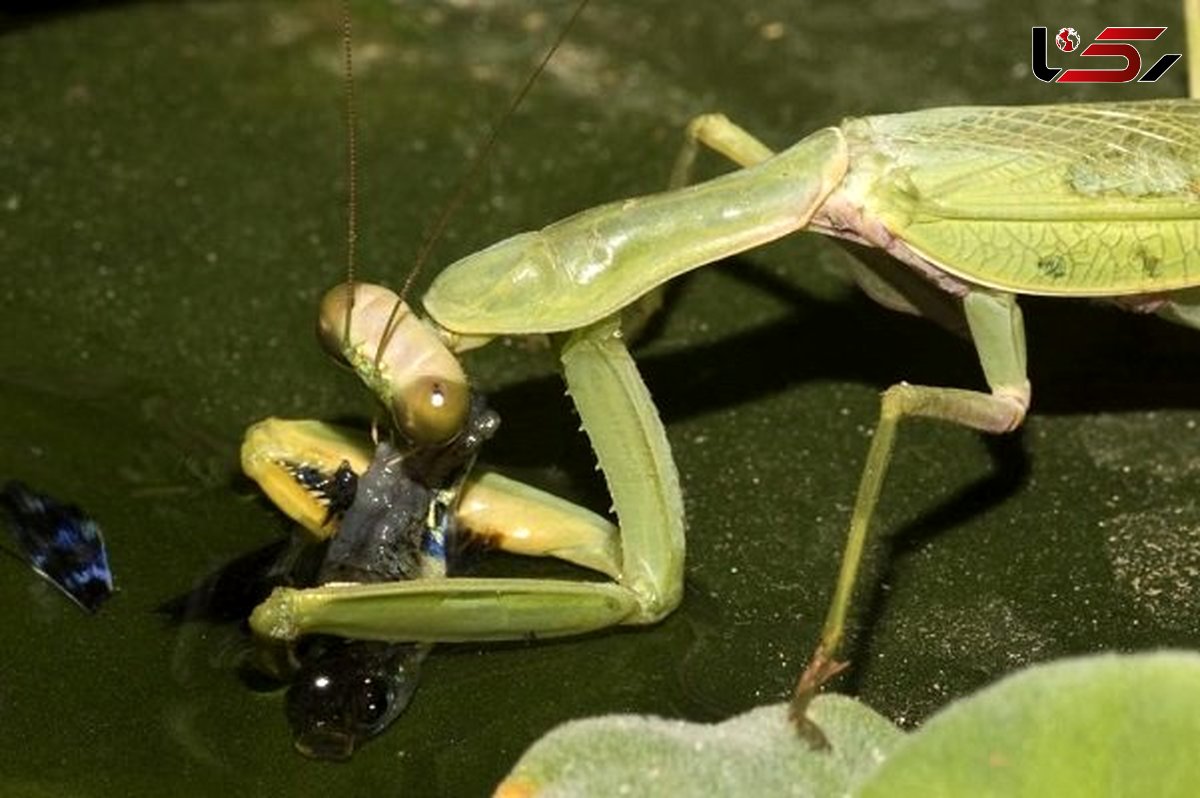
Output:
left=241, top=0, right=1200, bottom=745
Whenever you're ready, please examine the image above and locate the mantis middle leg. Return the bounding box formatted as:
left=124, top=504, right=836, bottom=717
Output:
left=669, top=113, right=777, bottom=185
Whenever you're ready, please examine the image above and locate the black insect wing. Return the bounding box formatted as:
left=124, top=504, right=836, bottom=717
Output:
left=0, top=480, right=114, bottom=612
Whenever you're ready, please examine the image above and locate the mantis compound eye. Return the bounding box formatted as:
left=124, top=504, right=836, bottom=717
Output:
left=316, top=282, right=359, bottom=367
left=394, top=375, right=470, bottom=446
left=315, top=282, right=471, bottom=446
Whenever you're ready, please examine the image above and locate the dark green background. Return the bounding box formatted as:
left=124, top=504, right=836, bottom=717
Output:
left=1, top=1, right=1196, bottom=795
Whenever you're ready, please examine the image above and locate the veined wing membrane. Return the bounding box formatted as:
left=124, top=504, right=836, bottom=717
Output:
left=849, top=100, right=1200, bottom=295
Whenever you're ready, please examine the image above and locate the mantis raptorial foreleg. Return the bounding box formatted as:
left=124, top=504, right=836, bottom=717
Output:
left=455, top=471, right=621, bottom=579
left=250, top=314, right=685, bottom=645
left=241, top=419, right=622, bottom=577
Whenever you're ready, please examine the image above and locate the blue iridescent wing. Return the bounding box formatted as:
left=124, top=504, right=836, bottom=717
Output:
left=1, top=481, right=114, bottom=612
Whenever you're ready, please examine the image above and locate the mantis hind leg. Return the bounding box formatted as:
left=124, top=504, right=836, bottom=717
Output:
left=622, top=114, right=779, bottom=340
left=791, top=289, right=1031, bottom=745
left=1154, top=288, right=1200, bottom=331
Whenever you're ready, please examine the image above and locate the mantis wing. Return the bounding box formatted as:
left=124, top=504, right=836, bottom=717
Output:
left=846, top=99, right=1200, bottom=296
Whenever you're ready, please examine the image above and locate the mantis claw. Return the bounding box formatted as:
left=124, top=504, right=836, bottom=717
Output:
left=788, top=645, right=850, bottom=750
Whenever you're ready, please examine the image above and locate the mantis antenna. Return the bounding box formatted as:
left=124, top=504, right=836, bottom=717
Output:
left=368, top=0, right=593, bottom=368
left=340, top=0, right=358, bottom=346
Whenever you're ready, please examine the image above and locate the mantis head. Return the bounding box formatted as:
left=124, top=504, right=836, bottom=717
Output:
left=317, top=282, right=469, bottom=446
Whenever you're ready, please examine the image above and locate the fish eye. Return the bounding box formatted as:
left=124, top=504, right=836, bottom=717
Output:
left=394, top=375, right=469, bottom=445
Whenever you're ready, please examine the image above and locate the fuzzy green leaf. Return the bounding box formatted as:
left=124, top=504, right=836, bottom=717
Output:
left=497, top=696, right=902, bottom=797
left=856, top=651, right=1200, bottom=798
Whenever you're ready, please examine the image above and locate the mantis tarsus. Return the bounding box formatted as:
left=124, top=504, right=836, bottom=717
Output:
left=242, top=0, right=1200, bottom=749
